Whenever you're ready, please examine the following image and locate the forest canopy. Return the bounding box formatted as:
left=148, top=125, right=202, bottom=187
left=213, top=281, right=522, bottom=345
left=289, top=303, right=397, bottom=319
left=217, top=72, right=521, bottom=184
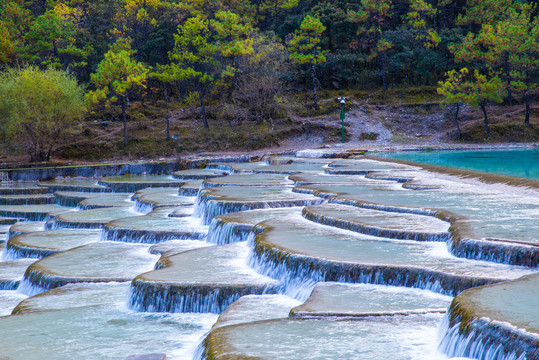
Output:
left=0, top=0, right=537, bottom=157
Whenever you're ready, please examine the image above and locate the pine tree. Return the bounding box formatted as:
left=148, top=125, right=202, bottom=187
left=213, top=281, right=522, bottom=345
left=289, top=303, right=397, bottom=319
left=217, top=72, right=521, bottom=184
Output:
left=86, top=38, right=149, bottom=146
left=288, top=15, right=327, bottom=109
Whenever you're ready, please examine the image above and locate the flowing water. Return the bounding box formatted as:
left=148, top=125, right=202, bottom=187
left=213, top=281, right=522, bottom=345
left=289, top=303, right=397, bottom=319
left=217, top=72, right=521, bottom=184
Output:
left=0, top=151, right=537, bottom=359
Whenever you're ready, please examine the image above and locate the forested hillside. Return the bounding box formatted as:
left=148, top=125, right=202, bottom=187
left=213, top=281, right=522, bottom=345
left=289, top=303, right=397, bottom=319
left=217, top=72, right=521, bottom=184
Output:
left=0, top=0, right=538, bottom=162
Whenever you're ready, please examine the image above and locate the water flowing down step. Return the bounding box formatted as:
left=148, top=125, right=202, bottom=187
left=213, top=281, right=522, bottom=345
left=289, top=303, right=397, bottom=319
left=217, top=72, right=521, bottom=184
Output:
left=0, top=204, right=72, bottom=221
left=129, top=243, right=279, bottom=313
left=195, top=186, right=324, bottom=224
left=103, top=210, right=207, bottom=243
left=178, top=180, right=204, bottom=196
left=439, top=273, right=539, bottom=360
left=0, top=194, right=56, bottom=206
left=295, top=176, right=539, bottom=266
left=0, top=183, right=48, bottom=196
left=206, top=208, right=300, bottom=245
left=248, top=211, right=535, bottom=297
left=0, top=257, right=37, bottom=290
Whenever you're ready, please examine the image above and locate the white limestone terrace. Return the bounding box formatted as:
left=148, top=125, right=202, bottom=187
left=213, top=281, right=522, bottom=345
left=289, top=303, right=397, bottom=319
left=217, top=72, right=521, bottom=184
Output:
left=199, top=312, right=449, bottom=360
left=132, top=188, right=195, bottom=213
left=7, top=221, right=46, bottom=239
left=19, top=241, right=158, bottom=296
left=98, top=174, right=185, bottom=192
left=172, top=168, right=229, bottom=180
left=50, top=206, right=140, bottom=229
left=294, top=174, right=539, bottom=244
left=249, top=212, right=535, bottom=297
left=195, top=185, right=324, bottom=224
left=38, top=178, right=111, bottom=193
left=129, top=243, right=280, bottom=313
left=4, top=229, right=101, bottom=260
left=0, top=289, right=218, bottom=360
left=197, top=285, right=452, bottom=359
left=290, top=282, right=452, bottom=317
left=200, top=173, right=293, bottom=188
left=54, top=191, right=133, bottom=209
left=103, top=209, right=207, bottom=243
left=440, top=273, right=539, bottom=360
left=302, top=203, right=452, bottom=242
left=0, top=204, right=72, bottom=221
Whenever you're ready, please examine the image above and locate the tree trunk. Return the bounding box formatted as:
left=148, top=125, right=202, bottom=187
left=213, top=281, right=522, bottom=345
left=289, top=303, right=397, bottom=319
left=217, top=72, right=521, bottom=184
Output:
left=480, top=102, right=490, bottom=139
left=380, top=52, right=387, bottom=91
left=165, top=87, right=170, bottom=141
left=454, top=102, right=461, bottom=140
left=311, top=63, right=319, bottom=110
left=122, top=95, right=128, bottom=146
left=524, top=92, right=530, bottom=125
left=504, top=52, right=512, bottom=104
left=199, top=90, right=209, bottom=129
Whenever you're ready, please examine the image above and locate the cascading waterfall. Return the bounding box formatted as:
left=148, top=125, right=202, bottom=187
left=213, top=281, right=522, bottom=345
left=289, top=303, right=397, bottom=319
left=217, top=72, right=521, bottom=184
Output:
left=101, top=226, right=206, bottom=244
left=128, top=280, right=278, bottom=314
left=206, top=218, right=257, bottom=244
left=438, top=315, right=538, bottom=360
left=1, top=155, right=537, bottom=360
left=133, top=200, right=155, bottom=214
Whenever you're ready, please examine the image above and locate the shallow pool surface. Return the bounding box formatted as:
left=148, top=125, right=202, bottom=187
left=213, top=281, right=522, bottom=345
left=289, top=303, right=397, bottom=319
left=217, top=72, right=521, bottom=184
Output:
left=376, top=149, right=539, bottom=180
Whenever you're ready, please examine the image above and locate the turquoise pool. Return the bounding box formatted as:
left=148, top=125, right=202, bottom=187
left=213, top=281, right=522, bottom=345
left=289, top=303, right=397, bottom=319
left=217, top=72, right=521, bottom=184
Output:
left=376, top=149, right=539, bottom=180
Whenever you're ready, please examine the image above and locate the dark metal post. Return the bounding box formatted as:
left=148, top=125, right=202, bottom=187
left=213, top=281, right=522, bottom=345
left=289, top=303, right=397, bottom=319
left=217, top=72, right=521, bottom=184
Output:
left=340, top=96, right=345, bottom=143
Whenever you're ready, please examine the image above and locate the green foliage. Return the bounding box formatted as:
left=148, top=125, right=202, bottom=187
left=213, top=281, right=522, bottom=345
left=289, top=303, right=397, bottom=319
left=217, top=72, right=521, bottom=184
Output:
left=288, top=15, right=327, bottom=66
left=437, top=68, right=468, bottom=107
left=0, top=22, right=15, bottom=64
left=0, top=66, right=86, bottom=162
left=87, top=38, right=148, bottom=107
left=289, top=15, right=327, bottom=108
left=404, top=0, right=440, bottom=48
left=19, top=10, right=88, bottom=70
left=87, top=37, right=149, bottom=145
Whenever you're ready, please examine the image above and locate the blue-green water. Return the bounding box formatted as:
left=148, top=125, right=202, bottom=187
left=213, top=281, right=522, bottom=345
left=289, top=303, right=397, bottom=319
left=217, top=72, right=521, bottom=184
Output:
left=376, top=149, right=539, bottom=180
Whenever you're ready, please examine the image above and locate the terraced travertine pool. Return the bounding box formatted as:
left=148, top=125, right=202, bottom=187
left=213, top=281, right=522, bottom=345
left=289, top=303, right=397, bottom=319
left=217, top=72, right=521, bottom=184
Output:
left=0, top=151, right=537, bottom=360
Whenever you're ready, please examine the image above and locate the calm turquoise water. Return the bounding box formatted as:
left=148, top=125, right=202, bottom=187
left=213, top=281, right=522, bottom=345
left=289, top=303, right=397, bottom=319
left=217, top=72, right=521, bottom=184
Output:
left=376, top=149, right=539, bottom=180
